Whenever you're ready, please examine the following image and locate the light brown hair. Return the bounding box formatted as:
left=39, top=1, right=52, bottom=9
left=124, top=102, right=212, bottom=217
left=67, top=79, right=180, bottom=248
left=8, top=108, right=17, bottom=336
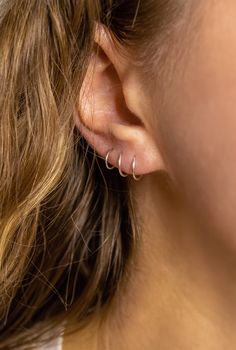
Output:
left=0, top=1, right=185, bottom=348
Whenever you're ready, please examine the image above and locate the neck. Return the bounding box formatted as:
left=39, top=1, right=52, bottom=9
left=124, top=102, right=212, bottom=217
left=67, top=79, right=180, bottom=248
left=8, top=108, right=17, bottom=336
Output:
left=102, top=172, right=236, bottom=350
left=63, top=172, right=236, bottom=350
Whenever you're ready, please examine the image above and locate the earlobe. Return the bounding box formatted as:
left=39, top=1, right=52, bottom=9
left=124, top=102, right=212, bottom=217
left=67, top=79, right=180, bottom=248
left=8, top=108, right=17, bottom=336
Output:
left=74, top=101, right=167, bottom=178
left=108, top=122, right=167, bottom=175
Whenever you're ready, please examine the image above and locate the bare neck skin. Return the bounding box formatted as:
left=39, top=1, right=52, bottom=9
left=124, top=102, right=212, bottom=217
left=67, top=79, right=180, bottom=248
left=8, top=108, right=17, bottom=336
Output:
left=63, top=172, right=236, bottom=350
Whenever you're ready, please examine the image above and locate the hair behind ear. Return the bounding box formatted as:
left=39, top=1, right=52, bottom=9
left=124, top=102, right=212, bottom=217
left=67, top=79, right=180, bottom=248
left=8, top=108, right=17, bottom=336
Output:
left=0, top=1, right=139, bottom=348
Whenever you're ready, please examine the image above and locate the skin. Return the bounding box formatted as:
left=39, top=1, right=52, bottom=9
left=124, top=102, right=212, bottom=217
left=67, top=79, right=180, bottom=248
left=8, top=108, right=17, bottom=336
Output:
left=64, top=1, right=236, bottom=349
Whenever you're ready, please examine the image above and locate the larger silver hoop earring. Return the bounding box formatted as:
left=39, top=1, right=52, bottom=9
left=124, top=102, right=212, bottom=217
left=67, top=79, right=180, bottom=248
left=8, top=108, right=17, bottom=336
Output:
left=118, top=153, right=128, bottom=177
left=132, top=155, right=143, bottom=181
left=105, top=148, right=115, bottom=169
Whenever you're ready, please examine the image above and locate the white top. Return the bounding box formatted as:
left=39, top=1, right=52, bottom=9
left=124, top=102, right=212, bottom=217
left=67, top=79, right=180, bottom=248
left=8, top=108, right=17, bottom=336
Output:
left=37, top=335, right=63, bottom=350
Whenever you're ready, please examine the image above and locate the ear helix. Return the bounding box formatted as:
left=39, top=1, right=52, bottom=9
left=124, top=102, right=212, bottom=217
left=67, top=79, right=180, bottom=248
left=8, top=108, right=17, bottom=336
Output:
left=105, top=148, right=143, bottom=181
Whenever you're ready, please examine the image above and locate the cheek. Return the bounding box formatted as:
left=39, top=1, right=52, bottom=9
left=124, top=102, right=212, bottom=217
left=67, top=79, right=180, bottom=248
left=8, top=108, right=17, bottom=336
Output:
left=157, top=2, right=236, bottom=248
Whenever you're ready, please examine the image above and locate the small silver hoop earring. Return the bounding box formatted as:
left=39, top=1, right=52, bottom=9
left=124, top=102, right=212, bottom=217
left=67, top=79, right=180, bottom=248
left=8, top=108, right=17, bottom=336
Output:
left=105, top=149, right=115, bottom=169
left=132, top=155, right=143, bottom=181
left=118, top=153, right=128, bottom=177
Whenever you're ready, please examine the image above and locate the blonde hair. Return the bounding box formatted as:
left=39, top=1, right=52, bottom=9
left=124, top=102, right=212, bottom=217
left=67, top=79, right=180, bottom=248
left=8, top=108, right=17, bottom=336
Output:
left=0, top=1, right=183, bottom=348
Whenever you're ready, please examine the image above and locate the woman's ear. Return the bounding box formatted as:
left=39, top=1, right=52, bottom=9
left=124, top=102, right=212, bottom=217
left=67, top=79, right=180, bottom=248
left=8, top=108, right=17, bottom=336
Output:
left=74, top=23, right=167, bottom=177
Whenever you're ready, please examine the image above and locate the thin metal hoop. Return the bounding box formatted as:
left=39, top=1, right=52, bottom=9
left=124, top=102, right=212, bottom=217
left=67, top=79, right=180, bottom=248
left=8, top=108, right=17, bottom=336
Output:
left=132, top=155, right=143, bottom=181
left=105, top=149, right=115, bottom=169
left=118, top=153, right=128, bottom=177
